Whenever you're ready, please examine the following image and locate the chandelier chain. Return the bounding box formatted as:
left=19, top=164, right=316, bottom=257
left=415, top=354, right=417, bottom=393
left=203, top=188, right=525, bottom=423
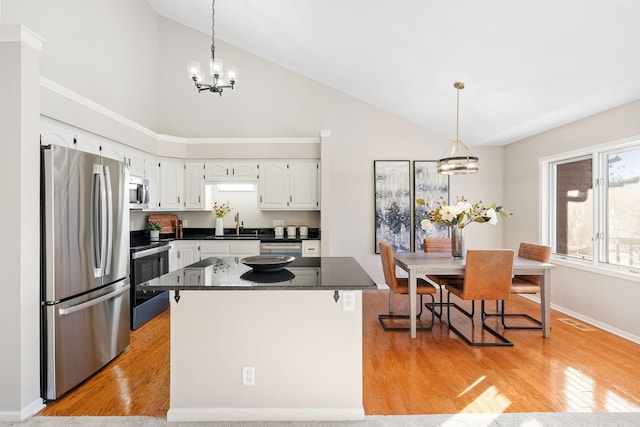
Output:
left=210, top=0, right=216, bottom=62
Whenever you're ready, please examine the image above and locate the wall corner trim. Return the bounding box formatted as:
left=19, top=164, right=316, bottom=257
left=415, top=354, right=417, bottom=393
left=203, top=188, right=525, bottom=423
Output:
left=0, top=24, right=45, bottom=51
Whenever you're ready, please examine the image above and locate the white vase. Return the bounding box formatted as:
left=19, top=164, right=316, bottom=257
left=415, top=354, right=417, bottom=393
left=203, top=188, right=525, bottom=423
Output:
left=451, top=226, right=465, bottom=258
left=215, top=217, right=224, bottom=236
left=150, top=230, right=160, bottom=242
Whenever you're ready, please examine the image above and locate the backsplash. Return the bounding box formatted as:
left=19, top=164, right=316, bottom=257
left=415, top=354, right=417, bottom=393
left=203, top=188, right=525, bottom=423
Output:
left=130, top=209, right=320, bottom=231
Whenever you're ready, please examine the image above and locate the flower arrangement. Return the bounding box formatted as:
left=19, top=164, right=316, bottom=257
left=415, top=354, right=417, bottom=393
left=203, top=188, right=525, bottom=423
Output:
left=417, top=196, right=510, bottom=231
left=212, top=201, right=232, bottom=218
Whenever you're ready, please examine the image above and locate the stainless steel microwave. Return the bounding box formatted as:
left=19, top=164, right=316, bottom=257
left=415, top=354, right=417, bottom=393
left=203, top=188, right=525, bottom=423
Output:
left=129, top=176, right=149, bottom=209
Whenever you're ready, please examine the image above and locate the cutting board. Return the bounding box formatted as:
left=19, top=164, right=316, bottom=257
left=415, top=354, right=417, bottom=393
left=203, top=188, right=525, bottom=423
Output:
left=147, top=214, right=179, bottom=235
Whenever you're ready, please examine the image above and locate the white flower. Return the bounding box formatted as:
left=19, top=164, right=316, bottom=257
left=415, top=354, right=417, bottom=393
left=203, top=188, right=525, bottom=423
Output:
left=440, top=206, right=456, bottom=222
left=486, top=208, right=498, bottom=225
left=421, top=219, right=435, bottom=231
left=453, top=201, right=472, bottom=216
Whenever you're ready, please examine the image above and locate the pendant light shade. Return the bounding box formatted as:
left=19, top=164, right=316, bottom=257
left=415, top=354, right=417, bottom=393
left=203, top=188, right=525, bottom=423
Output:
left=437, top=82, right=479, bottom=175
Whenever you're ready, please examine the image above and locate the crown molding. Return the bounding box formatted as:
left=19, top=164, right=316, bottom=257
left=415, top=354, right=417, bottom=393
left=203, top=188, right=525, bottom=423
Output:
left=40, top=77, right=320, bottom=145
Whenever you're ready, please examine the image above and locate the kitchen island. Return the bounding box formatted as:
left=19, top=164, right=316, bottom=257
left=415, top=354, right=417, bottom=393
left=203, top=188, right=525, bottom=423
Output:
left=140, top=256, right=376, bottom=422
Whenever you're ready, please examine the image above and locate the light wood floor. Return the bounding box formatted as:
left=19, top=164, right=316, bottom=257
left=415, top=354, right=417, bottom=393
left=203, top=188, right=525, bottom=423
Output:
left=39, top=290, right=640, bottom=416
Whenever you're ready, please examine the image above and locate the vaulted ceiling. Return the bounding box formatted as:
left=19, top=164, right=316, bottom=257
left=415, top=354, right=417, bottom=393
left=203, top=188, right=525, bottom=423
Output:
left=148, top=0, right=640, bottom=146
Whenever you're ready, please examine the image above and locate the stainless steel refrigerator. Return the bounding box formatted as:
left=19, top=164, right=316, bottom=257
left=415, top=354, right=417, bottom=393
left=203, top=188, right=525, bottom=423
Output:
left=40, top=144, right=130, bottom=400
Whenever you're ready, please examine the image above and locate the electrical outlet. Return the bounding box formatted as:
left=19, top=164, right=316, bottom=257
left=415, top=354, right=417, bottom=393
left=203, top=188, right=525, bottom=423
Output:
left=242, top=366, right=255, bottom=386
left=182, top=219, right=188, bottom=227
left=273, top=219, right=284, bottom=226
left=343, top=291, right=355, bottom=311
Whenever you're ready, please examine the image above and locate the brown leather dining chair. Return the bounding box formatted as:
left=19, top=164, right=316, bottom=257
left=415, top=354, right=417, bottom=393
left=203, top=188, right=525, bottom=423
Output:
left=423, top=237, right=452, bottom=318
left=485, top=242, right=552, bottom=329
left=440, top=250, right=515, bottom=346
left=378, top=242, right=438, bottom=331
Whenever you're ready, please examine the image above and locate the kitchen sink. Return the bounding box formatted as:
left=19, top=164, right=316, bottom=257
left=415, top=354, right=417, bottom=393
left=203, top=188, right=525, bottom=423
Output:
left=205, top=235, right=259, bottom=240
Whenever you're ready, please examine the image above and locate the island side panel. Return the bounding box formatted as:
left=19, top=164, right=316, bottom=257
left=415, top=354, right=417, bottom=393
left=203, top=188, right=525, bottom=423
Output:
left=167, top=290, right=364, bottom=422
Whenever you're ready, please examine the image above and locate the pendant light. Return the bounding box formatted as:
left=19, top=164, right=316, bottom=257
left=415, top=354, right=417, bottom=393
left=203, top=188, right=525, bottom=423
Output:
left=187, top=0, right=237, bottom=96
left=437, top=82, right=479, bottom=175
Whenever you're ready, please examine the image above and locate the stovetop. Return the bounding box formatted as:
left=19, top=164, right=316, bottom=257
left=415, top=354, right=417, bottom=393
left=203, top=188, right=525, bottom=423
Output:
left=130, top=230, right=169, bottom=253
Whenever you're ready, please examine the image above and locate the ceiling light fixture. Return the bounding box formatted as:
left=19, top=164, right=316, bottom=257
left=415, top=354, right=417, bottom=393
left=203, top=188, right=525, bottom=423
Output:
left=437, top=82, right=479, bottom=175
left=187, top=0, right=237, bottom=96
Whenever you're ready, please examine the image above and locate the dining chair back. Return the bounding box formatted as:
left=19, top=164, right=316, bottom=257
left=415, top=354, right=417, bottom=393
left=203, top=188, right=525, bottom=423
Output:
left=488, top=242, right=552, bottom=329
left=515, top=242, right=552, bottom=288
left=423, top=238, right=452, bottom=253
left=422, top=237, right=452, bottom=318
left=442, top=249, right=515, bottom=346
left=378, top=242, right=437, bottom=331
left=461, top=250, right=514, bottom=301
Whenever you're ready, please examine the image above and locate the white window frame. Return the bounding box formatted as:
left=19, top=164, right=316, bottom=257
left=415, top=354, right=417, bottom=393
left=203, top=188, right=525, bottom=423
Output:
left=540, top=135, right=640, bottom=282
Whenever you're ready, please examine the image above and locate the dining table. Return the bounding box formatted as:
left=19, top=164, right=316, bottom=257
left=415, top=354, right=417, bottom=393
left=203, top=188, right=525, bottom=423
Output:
left=393, top=252, right=555, bottom=339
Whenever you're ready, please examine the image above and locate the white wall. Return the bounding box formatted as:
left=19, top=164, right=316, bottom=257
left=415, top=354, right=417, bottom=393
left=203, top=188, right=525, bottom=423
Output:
left=0, top=26, right=44, bottom=420
left=504, top=100, right=640, bottom=340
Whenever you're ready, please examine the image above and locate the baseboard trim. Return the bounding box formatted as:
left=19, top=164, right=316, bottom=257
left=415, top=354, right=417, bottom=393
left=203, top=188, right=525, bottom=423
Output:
left=0, top=398, right=44, bottom=422
left=167, top=407, right=365, bottom=422
left=520, top=294, right=640, bottom=345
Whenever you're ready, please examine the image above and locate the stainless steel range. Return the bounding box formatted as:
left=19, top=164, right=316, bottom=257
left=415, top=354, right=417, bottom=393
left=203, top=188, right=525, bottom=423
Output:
left=129, top=239, right=169, bottom=329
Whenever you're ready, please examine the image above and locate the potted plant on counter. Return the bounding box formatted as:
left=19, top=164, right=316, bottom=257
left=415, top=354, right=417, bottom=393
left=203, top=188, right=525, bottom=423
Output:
left=147, top=221, right=162, bottom=241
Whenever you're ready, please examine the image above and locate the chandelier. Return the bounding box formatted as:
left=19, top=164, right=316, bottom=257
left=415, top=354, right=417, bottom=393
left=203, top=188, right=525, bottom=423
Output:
left=187, top=0, right=237, bottom=96
left=437, top=82, right=479, bottom=175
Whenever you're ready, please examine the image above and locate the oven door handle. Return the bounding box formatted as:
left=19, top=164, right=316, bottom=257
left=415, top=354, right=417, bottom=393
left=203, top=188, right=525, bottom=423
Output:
left=131, top=245, right=169, bottom=259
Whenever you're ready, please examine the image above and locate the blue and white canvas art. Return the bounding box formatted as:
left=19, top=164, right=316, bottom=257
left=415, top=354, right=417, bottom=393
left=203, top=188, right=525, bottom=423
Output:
left=374, top=161, right=411, bottom=253
left=414, top=161, right=450, bottom=251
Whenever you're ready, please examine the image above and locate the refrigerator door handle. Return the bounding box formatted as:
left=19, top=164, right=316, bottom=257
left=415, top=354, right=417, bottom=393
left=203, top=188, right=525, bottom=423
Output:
left=103, top=165, right=113, bottom=275
left=58, top=283, right=130, bottom=316
left=92, top=164, right=107, bottom=277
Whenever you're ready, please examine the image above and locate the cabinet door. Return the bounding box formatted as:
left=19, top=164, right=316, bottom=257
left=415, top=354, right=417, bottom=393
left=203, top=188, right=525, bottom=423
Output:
left=185, top=161, right=205, bottom=210
left=160, top=158, right=185, bottom=210
left=204, top=161, right=231, bottom=181
left=145, top=156, right=161, bottom=210
left=231, top=161, right=258, bottom=181
left=101, top=140, right=128, bottom=164
left=258, top=161, right=289, bottom=209
left=40, top=119, right=101, bottom=155
left=168, top=243, right=178, bottom=272
left=126, top=147, right=146, bottom=178
left=229, top=241, right=260, bottom=257
left=289, top=160, right=319, bottom=209
left=177, top=242, right=199, bottom=269
left=302, top=240, right=321, bottom=257
left=199, top=241, right=229, bottom=259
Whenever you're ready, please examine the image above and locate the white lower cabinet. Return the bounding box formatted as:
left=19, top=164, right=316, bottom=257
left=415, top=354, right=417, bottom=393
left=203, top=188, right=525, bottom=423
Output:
left=175, top=240, right=261, bottom=269
left=168, top=242, right=179, bottom=273
left=200, top=240, right=260, bottom=260
left=302, top=240, right=321, bottom=257
left=176, top=241, right=200, bottom=269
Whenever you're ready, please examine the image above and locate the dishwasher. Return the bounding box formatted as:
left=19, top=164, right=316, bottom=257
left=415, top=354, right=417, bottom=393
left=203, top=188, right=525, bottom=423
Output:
left=260, top=242, right=303, bottom=258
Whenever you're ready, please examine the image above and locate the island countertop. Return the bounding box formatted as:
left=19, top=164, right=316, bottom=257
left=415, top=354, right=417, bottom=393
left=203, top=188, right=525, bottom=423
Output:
left=139, top=256, right=377, bottom=292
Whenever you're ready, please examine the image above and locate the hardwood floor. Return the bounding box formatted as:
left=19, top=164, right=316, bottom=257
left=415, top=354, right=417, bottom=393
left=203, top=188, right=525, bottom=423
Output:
left=39, top=290, right=640, bottom=416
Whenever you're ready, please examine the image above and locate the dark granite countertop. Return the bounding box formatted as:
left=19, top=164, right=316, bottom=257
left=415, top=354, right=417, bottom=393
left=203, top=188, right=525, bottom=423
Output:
left=138, top=256, right=376, bottom=291
left=131, top=228, right=321, bottom=245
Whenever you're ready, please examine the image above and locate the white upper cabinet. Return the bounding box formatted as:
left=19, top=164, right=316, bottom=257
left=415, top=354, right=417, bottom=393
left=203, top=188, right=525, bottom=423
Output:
left=258, top=160, right=289, bottom=209
left=204, top=160, right=258, bottom=182
left=289, top=160, right=319, bottom=209
left=125, top=147, right=147, bottom=178
left=145, top=155, right=161, bottom=210
left=185, top=160, right=205, bottom=210
left=258, top=160, right=319, bottom=210
left=160, top=158, right=185, bottom=210
left=40, top=118, right=101, bottom=155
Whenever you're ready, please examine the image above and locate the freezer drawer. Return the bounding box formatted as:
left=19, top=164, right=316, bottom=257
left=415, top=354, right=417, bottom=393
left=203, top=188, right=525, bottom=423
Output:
left=43, top=281, right=130, bottom=400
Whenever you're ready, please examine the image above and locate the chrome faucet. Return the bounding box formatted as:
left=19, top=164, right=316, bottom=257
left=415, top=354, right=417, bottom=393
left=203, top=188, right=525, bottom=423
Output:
left=235, top=211, right=240, bottom=235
